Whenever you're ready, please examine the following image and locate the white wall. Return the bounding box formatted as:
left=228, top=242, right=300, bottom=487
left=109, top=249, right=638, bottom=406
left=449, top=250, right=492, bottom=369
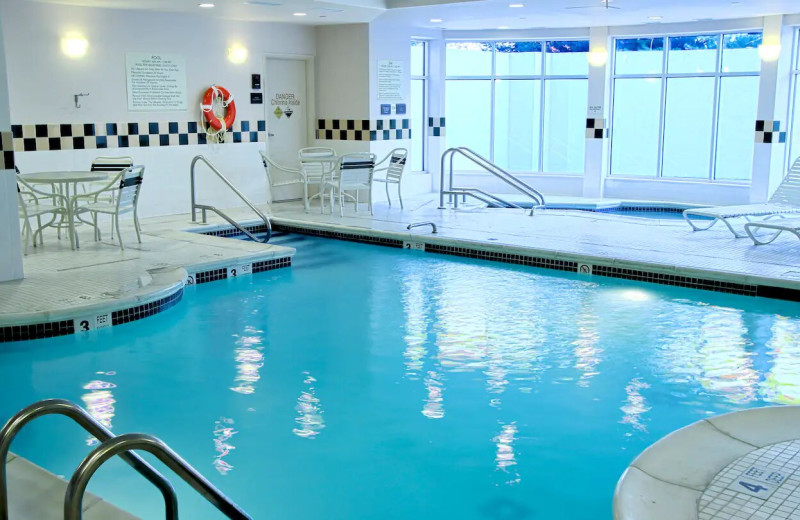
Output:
left=1, top=0, right=315, bottom=217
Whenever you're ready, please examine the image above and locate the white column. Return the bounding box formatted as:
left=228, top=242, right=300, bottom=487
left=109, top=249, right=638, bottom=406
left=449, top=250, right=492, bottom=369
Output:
left=428, top=36, right=446, bottom=197
left=749, top=15, right=792, bottom=203
left=0, top=11, right=24, bottom=282
left=582, top=26, right=609, bottom=199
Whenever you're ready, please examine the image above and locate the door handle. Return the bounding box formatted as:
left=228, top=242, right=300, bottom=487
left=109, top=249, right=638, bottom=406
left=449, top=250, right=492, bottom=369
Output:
left=268, top=133, right=276, bottom=137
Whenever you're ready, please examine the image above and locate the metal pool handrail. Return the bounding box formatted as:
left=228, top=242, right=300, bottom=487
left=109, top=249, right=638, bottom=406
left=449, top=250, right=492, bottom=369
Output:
left=65, top=433, right=252, bottom=520
left=0, top=399, right=178, bottom=520
left=190, top=155, right=272, bottom=243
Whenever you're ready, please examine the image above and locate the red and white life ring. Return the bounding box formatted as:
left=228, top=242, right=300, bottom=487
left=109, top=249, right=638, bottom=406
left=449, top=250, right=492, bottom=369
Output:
left=201, top=85, right=236, bottom=131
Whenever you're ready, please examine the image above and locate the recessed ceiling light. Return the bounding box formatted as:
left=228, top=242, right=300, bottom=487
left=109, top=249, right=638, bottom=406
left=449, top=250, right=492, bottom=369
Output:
left=509, top=3, right=524, bottom=7
left=293, top=12, right=307, bottom=16
left=430, top=18, right=443, bottom=22
left=648, top=15, right=662, bottom=20
left=498, top=25, right=510, bottom=29
left=198, top=3, right=215, bottom=7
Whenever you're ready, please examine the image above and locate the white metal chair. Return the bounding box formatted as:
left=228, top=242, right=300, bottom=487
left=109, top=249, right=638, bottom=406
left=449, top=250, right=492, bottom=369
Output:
left=258, top=150, right=305, bottom=203
left=83, top=156, right=134, bottom=239
left=683, top=156, right=800, bottom=237
left=372, top=148, right=408, bottom=209
left=323, top=153, right=376, bottom=217
left=299, top=147, right=338, bottom=213
left=70, top=166, right=145, bottom=250
left=16, top=174, right=68, bottom=255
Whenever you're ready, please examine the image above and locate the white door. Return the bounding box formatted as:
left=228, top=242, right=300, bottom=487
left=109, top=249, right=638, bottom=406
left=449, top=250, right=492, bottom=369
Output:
left=265, top=58, right=308, bottom=202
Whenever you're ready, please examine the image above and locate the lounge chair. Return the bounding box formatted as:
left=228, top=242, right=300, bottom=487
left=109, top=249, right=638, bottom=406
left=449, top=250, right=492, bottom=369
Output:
left=744, top=217, right=800, bottom=245
left=683, top=157, right=800, bottom=238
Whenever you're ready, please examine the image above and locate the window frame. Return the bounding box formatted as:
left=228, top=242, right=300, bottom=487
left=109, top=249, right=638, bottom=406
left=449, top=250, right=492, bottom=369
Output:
left=608, top=31, right=762, bottom=183
left=787, top=28, right=800, bottom=171
left=411, top=39, right=429, bottom=173
left=445, top=39, right=589, bottom=173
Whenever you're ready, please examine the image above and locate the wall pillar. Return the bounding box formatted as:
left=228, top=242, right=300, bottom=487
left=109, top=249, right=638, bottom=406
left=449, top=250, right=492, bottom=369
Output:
left=0, top=11, right=24, bottom=282
left=582, top=26, right=609, bottom=199
left=750, top=15, right=792, bottom=203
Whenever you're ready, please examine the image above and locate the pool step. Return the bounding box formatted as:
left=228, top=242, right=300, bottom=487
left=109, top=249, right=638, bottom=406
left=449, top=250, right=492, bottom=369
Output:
left=6, top=452, right=137, bottom=519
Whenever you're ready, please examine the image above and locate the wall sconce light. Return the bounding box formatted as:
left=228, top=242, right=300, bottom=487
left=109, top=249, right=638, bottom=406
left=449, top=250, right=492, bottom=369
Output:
left=757, top=42, right=781, bottom=62
left=227, top=44, right=248, bottom=64
left=61, top=33, right=89, bottom=59
left=587, top=48, right=608, bottom=67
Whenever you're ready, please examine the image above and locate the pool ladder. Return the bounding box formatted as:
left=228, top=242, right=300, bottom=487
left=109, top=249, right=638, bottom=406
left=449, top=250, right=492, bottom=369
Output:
left=439, top=147, right=545, bottom=215
left=190, top=155, right=272, bottom=243
left=0, top=399, right=251, bottom=520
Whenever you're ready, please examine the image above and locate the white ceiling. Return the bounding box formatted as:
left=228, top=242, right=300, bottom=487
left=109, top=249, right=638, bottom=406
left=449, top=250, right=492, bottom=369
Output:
left=27, top=0, right=800, bottom=29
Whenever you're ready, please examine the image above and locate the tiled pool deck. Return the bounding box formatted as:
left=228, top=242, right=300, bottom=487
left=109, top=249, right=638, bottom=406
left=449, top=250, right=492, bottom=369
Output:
left=5, top=192, right=800, bottom=339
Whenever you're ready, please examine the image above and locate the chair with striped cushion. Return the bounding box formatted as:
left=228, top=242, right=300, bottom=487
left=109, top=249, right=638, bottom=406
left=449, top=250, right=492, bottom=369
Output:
left=71, top=166, right=145, bottom=250
left=85, top=156, right=134, bottom=238
left=323, top=153, right=376, bottom=217
left=372, top=148, right=408, bottom=209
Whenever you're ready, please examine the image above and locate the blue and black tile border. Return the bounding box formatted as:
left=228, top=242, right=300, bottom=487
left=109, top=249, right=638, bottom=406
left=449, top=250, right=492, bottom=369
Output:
left=0, top=131, right=14, bottom=170
left=755, top=120, right=787, bottom=144
left=428, top=117, right=446, bottom=137
left=315, top=119, right=411, bottom=141
left=0, top=288, right=183, bottom=343
left=271, top=223, right=800, bottom=301
left=8, top=121, right=267, bottom=152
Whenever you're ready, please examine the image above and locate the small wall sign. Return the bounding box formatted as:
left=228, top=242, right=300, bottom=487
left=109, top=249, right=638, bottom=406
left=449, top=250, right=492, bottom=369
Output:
left=251, top=74, right=261, bottom=90
left=396, top=103, right=407, bottom=115
left=380, top=104, right=391, bottom=115
left=251, top=92, right=263, bottom=104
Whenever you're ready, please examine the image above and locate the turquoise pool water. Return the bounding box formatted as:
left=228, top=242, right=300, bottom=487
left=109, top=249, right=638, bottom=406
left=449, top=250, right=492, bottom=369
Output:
left=2, top=235, right=800, bottom=519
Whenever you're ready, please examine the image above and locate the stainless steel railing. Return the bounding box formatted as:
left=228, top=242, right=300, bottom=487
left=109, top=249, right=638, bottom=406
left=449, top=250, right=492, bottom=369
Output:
left=190, top=155, right=272, bottom=243
left=439, top=147, right=545, bottom=215
left=65, top=433, right=251, bottom=520
left=0, top=399, right=178, bottom=520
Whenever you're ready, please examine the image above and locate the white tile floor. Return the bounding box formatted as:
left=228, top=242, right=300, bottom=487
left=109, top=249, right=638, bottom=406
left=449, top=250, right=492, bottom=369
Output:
left=268, top=194, right=800, bottom=289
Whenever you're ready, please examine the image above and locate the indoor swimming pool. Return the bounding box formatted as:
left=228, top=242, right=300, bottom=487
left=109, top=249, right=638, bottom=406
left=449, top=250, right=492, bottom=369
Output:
left=2, top=234, right=799, bottom=519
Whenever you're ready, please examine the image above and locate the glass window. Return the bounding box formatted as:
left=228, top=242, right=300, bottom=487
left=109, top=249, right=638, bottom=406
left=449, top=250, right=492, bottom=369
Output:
left=445, top=39, right=588, bottom=173
left=446, top=80, right=492, bottom=169
left=661, top=77, right=716, bottom=178
left=614, top=38, right=664, bottom=75
left=543, top=79, right=588, bottom=172
left=721, top=32, right=762, bottom=73
left=610, top=31, right=761, bottom=182
left=410, top=79, right=425, bottom=172
left=715, top=76, right=759, bottom=180
left=496, top=41, right=542, bottom=76
left=494, top=80, right=541, bottom=170
left=667, top=34, right=719, bottom=74
left=411, top=40, right=426, bottom=76
left=545, top=40, right=589, bottom=76
left=610, top=78, right=662, bottom=176
left=446, top=41, right=492, bottom=77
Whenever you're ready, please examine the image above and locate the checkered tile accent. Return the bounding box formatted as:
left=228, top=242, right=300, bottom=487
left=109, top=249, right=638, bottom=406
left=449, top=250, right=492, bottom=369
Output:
left=8, top=120, right=267, bottom=151
left=586, top=118, right=606, bottom=139
left=315, top=119, right=411, bottom=141
left=428, top=117, right=446, bottom=137
left=0, top=131, right=14, bottom=170
left=755, top=120, right=787, bottom=144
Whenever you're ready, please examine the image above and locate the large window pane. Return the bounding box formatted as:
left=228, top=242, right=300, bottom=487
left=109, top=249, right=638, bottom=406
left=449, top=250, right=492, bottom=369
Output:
left=411, top=40, right=425, bottom=76
left=494, top=80, right=541, bottom=171
left=496, top=41, right=542, bottom=76
left=722, top=32, right=762, bottom=73
left=662, top=77, right=715, bottom=178
left=446, top=41, right=492, bottom=77
left=614, top=38, right=664, bottom=75
left=446, top=80, right=492, bottom=170
left=790, top=76, right=800, bottom=167
left=545, top=40, right=589, bottom=76
left=410, top=79, right=425, bottom=172
left=715, top=76, right=758, bottom=181
left=668, top=35, right=719, bottom=74
left=610, top=78, right=662, bottom=176
left=542, top=79, right=587, bottom=173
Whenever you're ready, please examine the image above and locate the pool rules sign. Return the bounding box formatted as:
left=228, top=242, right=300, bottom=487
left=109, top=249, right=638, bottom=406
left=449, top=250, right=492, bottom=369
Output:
left=125, top=53, right=188, bottom=111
